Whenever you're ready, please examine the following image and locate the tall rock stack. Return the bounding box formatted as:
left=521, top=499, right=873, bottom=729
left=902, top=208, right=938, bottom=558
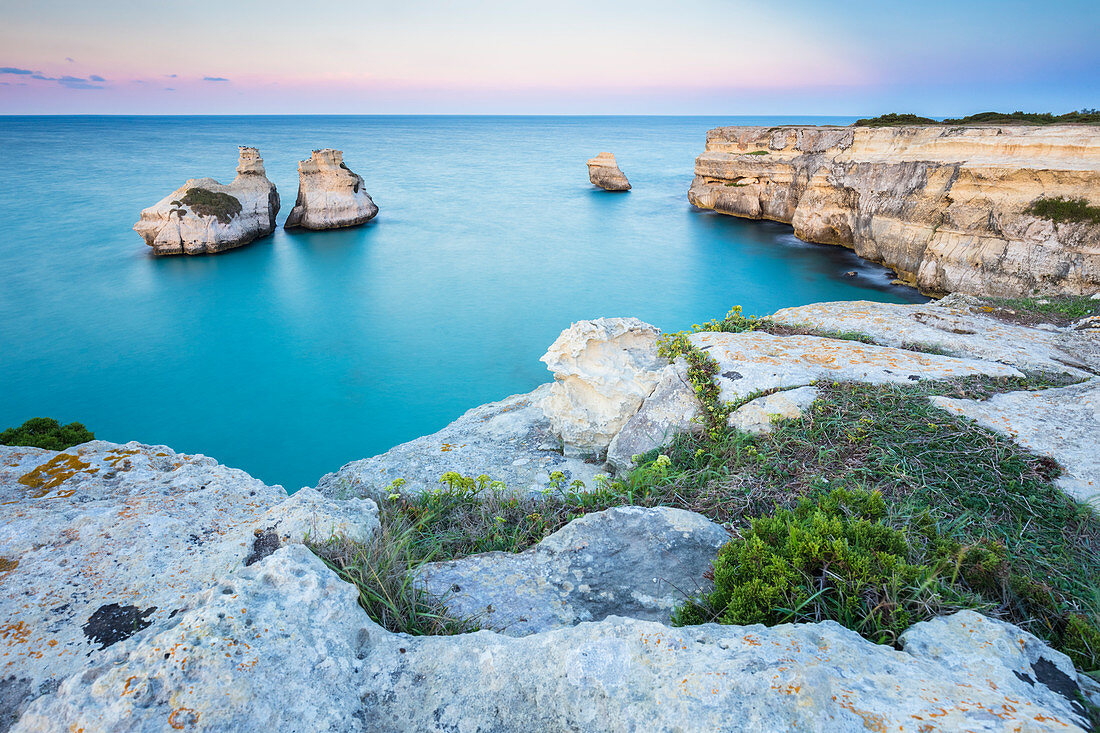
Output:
left=284, top=149, right=378, bottom=230
left=133, top=147, right=280, bottom=255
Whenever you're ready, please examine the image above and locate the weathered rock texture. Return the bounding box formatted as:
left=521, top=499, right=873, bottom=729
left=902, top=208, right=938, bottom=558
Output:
left=315, top=384, right=605, bottom=499
left=606, top=361, right=700, bottom=472
left=688, top=125, right=1100, bottom=296
left=284, top=149, right=379, bottom=230
left=16, top=546, right=1094, bottom=731
left=134, top=147, right=280, bottom=255
left=773, top=293, right=1100, bottom=377
left=417, top=506, right=728, bottom=636
left=587, top=152, right=631, bottom=191
left=540, top=317, right=666, bottom=457
left=0, top=441, right=377, bottom=728
left=728, top=385, right=819, bottom=434
left=933, top=378, right=1100, bottom=506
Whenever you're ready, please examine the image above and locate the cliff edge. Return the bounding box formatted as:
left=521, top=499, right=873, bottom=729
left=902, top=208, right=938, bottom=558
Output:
left=687, top=125, right=1100, bottom=297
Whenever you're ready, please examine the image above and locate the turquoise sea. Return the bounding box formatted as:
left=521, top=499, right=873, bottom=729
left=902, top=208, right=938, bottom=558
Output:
left=0, top=116, right=926, bottom=490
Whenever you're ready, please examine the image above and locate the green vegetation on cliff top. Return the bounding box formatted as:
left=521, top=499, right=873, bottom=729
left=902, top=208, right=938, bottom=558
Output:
left=854, top=109, right=1100, bottom=126
left=314, top=306, right=1099, bottom=673
left=180, top=187, right=242, bottom=224
left=0, top=417, right=94, bottom=451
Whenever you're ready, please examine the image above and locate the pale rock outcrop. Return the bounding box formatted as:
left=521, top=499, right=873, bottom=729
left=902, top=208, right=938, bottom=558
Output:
left=16, top=545, right=1093, bottom=731
left=587, top=152, right=631, bottom=191
left=315, top=384, right=605, bottom=500
left=0, top=441, right=377, bottom=728
left=540, top=317, right=666, bottom=457
left=728, top=385, right=819, bottom=434
left=134, top=147, right=280, bottom=255
left=417, top=506, right=729, bottom=636
left=606, top=360, right=700, bottom=472
left=283, top=149, right=378, bottom=230
left=772, top=293, right=1100, bottom=377
left=932, top=378, right=1100, bottom=506
left=693, top=330, right=1021, bottom=403
left=688, top=125, right=1100, bottom=296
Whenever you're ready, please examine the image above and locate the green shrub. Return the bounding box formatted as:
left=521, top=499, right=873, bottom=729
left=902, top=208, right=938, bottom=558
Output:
left=1025, top=196, right=1100, bottom=225
left=0, top=417, right=94, bottom=451
left=180, top=187, right=242, bottom=224
left=674, top=488, right=997, bottom=643
left=854, top=113, right=937, bottom=127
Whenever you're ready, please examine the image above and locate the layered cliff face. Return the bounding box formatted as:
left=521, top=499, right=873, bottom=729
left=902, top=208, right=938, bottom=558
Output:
left=284, top=149, right=379, bottom=230
left=688, top=125, right=1100, bottom=296
left=587, top=152, right=631, bottom=191
left=133, top=147, right=280, bottom=255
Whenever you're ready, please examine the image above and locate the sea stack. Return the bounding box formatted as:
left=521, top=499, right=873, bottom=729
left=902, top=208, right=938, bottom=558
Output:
left=587, top=152, right=631, bottom=191
left=133, top=147, right=280, bottom=255
left=284, top=149, right=378, bottom=230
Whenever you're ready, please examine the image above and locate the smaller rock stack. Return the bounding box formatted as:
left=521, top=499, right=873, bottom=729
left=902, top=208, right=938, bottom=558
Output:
left=133, top=147, right=280, bottom=255
left=587, top=152, right=631, bottom=191
left=284, top=149, right=378, bottom=230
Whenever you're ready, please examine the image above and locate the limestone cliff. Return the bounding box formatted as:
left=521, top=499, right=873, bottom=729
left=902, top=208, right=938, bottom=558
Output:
left=284, top=149, right=379, bottom=230
left=687, top=125, right=1100, bottom=296
left=134, top=147, right=280, bottom=255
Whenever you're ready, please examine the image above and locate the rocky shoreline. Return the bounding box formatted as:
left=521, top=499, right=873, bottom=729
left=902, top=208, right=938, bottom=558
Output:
left=688, top=125, right=1100, bottom=297
left=4, top=294, right=1099, bottom=730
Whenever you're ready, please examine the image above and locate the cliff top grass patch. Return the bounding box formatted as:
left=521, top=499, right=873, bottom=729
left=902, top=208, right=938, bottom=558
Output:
left=980, top=294, right=1100, bottom=326
left=0, top=417, right=94, bottom=451
left=854, top=109, right=1100, bottom=127
left=1026, top=196, right=1100, bottom=226
left=180, top=187, right=242, bottom=224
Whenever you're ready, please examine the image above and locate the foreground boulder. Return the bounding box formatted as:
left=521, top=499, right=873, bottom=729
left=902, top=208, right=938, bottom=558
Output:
left=688, top=124, right=1100, bottom=297
left=315, top=385, right=605, bottom=499
left=284, top=148, right=379, bottom=230
left=587, top=152, right=631, bottom=191
left=0, top=441, right=377, bottom=727
left=540, top=317, right=665, bottom=457
left=133, top=147, right=280, bottom=255
left=933, top=378, right=1100, bottom=505
left=16, top=546, right=1093, bottom=731
left=418, top=506, right=728, bottom=636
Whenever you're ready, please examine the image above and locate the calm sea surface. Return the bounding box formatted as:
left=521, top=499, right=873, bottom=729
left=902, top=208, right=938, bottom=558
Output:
left=0, top=116, right=926, bottom=490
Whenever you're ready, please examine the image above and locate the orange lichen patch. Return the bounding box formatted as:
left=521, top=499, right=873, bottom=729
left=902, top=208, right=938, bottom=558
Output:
left=0, top=557, right=18, bottom=581
left=439, top=443, right=467, bottom=452
left=168, top=707, right=199, bottom=729
left=17, top=453, right=98, bottom=497
left=831, top=695, right=890, bottom=732
left=104, top=448, right=142, bottom=469
left=122, top=676, right=139, bottom=696
left=0, top=621, right=32, bottom=645
left=771, top=683, right=802, bottom=695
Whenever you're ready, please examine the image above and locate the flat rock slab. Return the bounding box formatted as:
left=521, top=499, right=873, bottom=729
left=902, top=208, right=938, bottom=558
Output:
left=692, top=330, right=1022, bottom=402
left=772, top=295, right=1100, bottom=377
left=417, top=506, right=729, bottom=636
left=315, top=384, right=604, bottom=499
left=0, top=441, right=376, bottom=728
left=17, top=545, right=1093, bottom=731
left=932, top=379, right=1100, bottom=505
left=729, top=385, right=818, bottom=434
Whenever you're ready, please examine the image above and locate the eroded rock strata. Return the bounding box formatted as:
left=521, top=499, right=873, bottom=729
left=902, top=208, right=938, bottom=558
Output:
left=587, top=152, right=631, bottom=191
left=284, top=148, right=379, bottom=230
left=688, top=125, right=1100, bottom=296
left=133, top=147, right=280, bottom=255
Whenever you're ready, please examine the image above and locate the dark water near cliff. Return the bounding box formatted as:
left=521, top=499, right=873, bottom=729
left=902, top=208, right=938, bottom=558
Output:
left=0, top=116, right=925, bottom=490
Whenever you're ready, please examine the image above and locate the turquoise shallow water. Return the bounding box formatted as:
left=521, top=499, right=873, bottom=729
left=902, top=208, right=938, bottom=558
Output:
left=0, top=116, right=925, bottom=490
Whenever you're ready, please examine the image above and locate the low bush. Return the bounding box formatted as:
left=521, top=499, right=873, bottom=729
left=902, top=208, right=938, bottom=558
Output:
left=0, top=417, right=94, bottom=451
left=180, top=187, right=242, bottom=224
left=1026, top=196, right=1100, bottom=226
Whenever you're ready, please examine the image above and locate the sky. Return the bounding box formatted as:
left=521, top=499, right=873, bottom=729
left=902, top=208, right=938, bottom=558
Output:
left=1, top=0, right=1097, bottom=115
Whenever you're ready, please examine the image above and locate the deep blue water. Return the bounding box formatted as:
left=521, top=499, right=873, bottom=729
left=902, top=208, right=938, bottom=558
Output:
left=0, top=116, right=925, bottom=490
